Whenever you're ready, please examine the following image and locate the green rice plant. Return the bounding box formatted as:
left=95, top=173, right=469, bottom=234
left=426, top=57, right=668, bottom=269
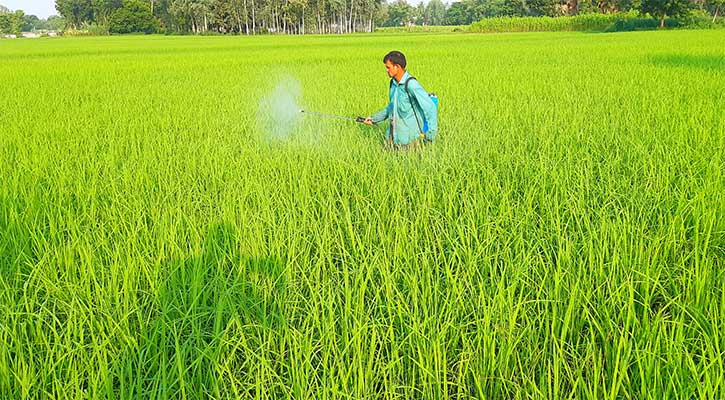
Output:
left=0, top=30, right=723, bottom=399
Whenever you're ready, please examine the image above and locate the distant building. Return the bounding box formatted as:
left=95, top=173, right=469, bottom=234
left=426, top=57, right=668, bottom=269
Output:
left=29, top=30, right=61, bottom=37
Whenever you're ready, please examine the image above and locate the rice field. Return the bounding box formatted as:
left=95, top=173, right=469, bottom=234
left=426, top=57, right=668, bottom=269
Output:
left=0, top=30, right=724, bottom=399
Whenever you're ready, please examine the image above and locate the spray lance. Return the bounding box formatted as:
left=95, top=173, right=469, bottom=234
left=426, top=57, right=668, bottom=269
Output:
left=299, top=109, right=366, bottom=124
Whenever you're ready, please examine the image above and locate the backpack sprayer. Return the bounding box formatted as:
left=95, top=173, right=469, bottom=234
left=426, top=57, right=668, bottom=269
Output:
left=299, top=79, right=439, bottom=138
left=299, top=110, right=366, bottom=123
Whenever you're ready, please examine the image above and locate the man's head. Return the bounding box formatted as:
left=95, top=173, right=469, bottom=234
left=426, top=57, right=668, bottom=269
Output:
left=383, top=51, right=406, bottom=81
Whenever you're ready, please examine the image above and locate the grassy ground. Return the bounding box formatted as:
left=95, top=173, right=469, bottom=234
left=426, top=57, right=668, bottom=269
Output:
left=0, top=30, right=724, bottom=398
left=374, top=25, right=465, bottom=33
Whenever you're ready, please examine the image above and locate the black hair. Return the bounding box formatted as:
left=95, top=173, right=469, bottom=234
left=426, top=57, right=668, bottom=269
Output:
left=383, top=51, right=406, bottom=69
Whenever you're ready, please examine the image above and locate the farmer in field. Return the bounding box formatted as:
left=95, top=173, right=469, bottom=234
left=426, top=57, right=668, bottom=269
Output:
left=363, top=51, right=438, bottom=150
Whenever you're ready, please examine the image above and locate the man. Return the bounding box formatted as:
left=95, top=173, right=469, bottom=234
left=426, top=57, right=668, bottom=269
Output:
left=364, top=51, right=438, bottom=149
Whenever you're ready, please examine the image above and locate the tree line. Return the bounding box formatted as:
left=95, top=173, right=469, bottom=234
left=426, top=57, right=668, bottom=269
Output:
left=0, top=6, right=64, bottom=35
left=446, top=0, right=723, bottom=26
left=1, top=0, right=722, bottom=35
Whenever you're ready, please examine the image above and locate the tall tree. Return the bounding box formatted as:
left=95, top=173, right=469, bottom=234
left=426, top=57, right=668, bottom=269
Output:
left=413, top=1, right=425, bottom=24
left=0, top=14, right=11, bottom=33
left=47, top=15, right=68, bottom=29
left=386, top=0, right=413, bottom=25
left=445, top=0, right=473, bottom=24
left=22, top=14, right=41, bottom=30
left=211, top=0, right=237, bottom=31
left=640, top=0, right=692, bottom=27
left=0, top=6, right=24, bottom=35
left=55, top=0, right=94, bottom=28
left=109, top=0, right=157, bottom=32
left=707, top=0, right=723, bottom=20
left=169, top=0, right=211, bottom=33
left=93, top=0, right=123, bottom=24
left=11, top=9, right=23, bottom=32
left=426, top=0, right=446, bottom=25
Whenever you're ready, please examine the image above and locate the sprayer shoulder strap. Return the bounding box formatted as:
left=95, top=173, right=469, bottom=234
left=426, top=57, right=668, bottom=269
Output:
left=388, top=76, right=417, bottom=92
left=389, top=77, right=424, bottom=135
left=389, top=76, right=418, bottom=94
left=404, top=77, right=424, bottom=135
left=404, top=76, right=416, bottom=92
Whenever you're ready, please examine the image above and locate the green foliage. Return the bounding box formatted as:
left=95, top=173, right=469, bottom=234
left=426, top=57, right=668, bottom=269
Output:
left=109, top=0, right=158, bottom=33
left=55, top=0, right=94, bottom=29
left=0, top=14, right=10, bottom=34
left=640, top=0, right=693, bottom=27
left=426, top=0, right=447, bottom=25
left=445, top=0, right=566, bottom=25
left=0, top=10, right=23, bottom=34
left=93, top=0, right=124, bottom=24
left=21, top=14, right=41, bottom=31
left=19, top=14, right=67, bottom=32
left=445, top=1, right=471, bottom=24
left=375, top=24, right=462, bottom=32
left=11, top=14, right=67, bottom=32
left=469, top=10, right=696, bottom=31
left=677, top=8, right=725, bottom=26
left=708, top=0, right=725, bottom=19
left=46, top=15, right=68, bottom=30
left=594, top=0, right=643, bottom=13
left=210, top=0, right=239, bottom=33
left=383, top=0, right=414, bottom=26
left=1, top=31, right=724, bottom=398
left=87, top=22, right=112, bottom=34
left=413, top=1, right=426, bottom=24
left=34, top=0, right=725, bottom=34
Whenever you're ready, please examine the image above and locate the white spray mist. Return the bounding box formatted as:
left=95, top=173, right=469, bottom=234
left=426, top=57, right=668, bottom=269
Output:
left=258, top=77, right=304, bottom=142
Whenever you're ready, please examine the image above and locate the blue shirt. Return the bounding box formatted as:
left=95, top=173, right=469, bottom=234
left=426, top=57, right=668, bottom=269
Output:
left=371, top=72, right=438, bottom=145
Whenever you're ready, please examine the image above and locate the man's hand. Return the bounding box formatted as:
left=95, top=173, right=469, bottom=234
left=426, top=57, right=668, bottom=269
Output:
left=363, top=117, right=374, bottom=126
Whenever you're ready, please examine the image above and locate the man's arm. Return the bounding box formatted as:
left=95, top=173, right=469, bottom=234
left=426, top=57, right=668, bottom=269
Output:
left=368, top=103, right=392, bottom=125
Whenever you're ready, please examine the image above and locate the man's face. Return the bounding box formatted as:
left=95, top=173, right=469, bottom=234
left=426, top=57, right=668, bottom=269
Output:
left=384, top=60, right=401, bottom=78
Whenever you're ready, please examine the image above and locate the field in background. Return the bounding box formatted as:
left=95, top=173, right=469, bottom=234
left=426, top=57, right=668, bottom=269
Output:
left=1, top=31, right=724, bottom=398
left=375, top=25, right=465, bottom=33
left=468, top=12, right=725, bottom=33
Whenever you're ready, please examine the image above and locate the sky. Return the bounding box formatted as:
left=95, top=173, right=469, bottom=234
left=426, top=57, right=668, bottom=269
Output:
left=2, top=0, right=57, bottom=18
